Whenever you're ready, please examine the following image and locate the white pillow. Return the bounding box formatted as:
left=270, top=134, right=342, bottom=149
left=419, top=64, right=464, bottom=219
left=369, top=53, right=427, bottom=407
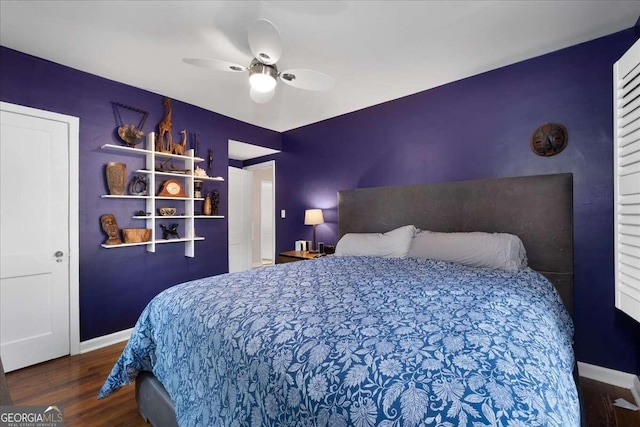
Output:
left=335, top=225, right=417, bottom=258
left=407, top=230, right=528, bottom=270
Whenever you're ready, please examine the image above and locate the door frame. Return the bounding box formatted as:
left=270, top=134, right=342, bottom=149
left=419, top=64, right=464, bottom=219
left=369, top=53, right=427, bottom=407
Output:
left=259, top=179, right=274, bottom=262
left=228, top=166, right=253, bottom=272
left=0, top=101, right=80, bottom=356
left=244, top=160, right=276, bottom=262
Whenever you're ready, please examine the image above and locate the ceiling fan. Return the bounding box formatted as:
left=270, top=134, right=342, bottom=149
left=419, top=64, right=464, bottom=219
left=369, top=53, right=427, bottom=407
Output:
left=184, top=19, right=334, bottom=103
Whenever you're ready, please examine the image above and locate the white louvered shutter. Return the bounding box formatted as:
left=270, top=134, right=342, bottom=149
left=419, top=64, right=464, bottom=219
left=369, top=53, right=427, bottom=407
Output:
left=614, top=39, right=640, bottom=323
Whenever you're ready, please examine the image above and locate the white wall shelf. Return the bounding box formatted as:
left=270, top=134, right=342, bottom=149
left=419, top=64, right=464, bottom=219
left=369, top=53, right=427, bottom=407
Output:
left=101, top=241, right=151, bottom=249
left=101, top=195, right=152, bottom=199
left=101, top=143, right=205, bottom=162
left=155, top=196, right=191, bottom=201
left=154, top=171, right=193, bottom=178
left=155, top=237, right=205, bottom=245
left=100, top=133, right=224, bottom=257
left=133, top=215, right=225, bottom=220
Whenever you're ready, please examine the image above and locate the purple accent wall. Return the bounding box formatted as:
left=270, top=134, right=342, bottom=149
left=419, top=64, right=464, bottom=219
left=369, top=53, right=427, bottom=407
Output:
left=0, top=47, right=281, bottom=341
left=1, top=26, right=638, bottom=374
left=229, top=159, right=244, bottom=168
left=276, top=30, right=640, bottom=374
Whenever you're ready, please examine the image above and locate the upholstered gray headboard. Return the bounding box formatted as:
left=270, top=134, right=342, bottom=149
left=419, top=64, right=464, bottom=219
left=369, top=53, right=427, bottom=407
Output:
left=338, top=173, right=574, bottom=314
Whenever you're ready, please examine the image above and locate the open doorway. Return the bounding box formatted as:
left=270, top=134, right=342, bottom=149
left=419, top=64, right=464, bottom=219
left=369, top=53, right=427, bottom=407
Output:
left=228, top=139, right=279, bottom=273
left=245, top=161, right=275, bottom=268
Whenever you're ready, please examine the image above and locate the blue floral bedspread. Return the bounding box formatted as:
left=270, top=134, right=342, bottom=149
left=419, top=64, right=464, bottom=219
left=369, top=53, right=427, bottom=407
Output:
left=99, top=256, right=579, bottom=426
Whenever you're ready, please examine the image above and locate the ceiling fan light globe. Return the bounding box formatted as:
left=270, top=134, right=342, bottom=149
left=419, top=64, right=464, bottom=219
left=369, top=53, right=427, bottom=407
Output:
left=250, top=73, right=277, bottom=93
left=250, top=87, right=275, bottom=104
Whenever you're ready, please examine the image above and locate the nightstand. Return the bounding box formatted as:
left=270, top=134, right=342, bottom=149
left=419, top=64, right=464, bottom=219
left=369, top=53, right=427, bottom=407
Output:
left=277, top=250, right=322, bottom=264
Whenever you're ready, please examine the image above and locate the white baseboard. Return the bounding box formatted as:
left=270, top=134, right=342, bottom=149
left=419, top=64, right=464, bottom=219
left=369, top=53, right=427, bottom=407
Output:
left=578, top=361, right=639, bottom=391
left=79, top=328, right=133, bottom=354
left=632, top=376, right=640, bottom=407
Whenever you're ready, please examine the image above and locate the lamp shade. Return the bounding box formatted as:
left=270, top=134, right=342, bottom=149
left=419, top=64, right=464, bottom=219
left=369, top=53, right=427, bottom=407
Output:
left=304, top=209, right=324, bottom=225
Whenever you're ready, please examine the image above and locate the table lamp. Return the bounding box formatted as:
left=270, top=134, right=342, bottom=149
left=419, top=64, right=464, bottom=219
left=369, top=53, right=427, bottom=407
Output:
left=304, top=209, right=324, bottom=252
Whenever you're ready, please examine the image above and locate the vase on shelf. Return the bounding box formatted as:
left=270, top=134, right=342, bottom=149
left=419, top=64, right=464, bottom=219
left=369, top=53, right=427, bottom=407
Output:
left=203, top=193, right=212, bottom=216
left=194, top=179, right=203, bottom=198
left=105, top=162, right=127, bottom=195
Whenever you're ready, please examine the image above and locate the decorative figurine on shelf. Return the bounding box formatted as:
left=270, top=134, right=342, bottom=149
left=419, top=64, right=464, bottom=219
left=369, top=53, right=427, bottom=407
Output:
left=112, top=101, right=149, bottom=147
left=171, top=130, right=187, bottom=155
left=155, top=158, right=190, bottom=174
left=211, top=189, right=220, bottom=215
left=203, top=193, right=212, bottom=216
left=193, top=132, right=200, bottom=156
left=194, top=166, right=207, bottom=199
left=156, top=97, right=187, bottom=155
left=207, top=148, right=213, bottom=171
left=194, top=180, right=203, bottom=198
left=105, top=162, right=127, bottom=195
left=100, top=213, right=122, bottom=245
left=156, top=97, right=173, bottom=153
left=128, top=175, right=148, bottom=196
left=160, top=223, right=180, bottom=240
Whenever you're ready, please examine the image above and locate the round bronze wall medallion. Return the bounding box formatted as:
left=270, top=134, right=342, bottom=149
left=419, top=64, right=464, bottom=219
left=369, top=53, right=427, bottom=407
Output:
left=530, top=123, right=568, bottom=157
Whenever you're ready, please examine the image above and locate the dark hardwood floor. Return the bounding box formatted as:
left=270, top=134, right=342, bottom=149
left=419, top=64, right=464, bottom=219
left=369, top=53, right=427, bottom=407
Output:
left=5, top=342, right=145, bottom=427
left=580, top=377, right=640, bottom=427
left=5, top=342, right=640, bottom=426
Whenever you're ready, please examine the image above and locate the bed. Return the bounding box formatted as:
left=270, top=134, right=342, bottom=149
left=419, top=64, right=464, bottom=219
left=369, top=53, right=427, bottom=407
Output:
left=99, top=173, right=580, bottom=426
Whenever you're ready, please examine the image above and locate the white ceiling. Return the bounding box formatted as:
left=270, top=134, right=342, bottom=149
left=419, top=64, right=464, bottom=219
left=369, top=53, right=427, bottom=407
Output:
left=229, top=139, right=280, bottom=160
left=1, top=1, right=639, bottom=132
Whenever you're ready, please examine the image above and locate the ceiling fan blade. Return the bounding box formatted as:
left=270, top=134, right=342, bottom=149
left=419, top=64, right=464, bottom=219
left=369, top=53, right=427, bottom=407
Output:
left=250, top=87, right=276, bottom=104
left=248, top=19, right=282, bottom=65
left=279, top=69, right=334, bottom=91
left=183, top=58, right=247, bottom=72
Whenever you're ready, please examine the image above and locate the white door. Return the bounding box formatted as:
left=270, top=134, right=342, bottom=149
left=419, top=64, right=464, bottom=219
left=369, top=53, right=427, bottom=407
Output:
left=0, top=105, right=74, bottom=372
left=260, top=180, right=274, bottom=262
left=614, top=38, right=640, bottom=323
left=228, top=167, right=252, bottom=273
